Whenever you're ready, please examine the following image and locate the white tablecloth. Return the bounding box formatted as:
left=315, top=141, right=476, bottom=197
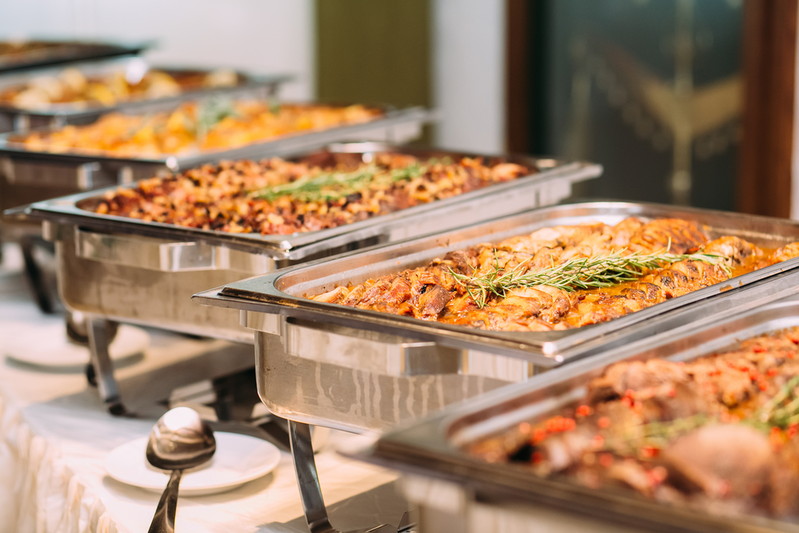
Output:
left=0, top=244, right=406, bottom=533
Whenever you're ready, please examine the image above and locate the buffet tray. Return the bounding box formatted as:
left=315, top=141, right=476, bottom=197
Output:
left=0, top=102, right=431, bottom=215
left=0, top=102, right=431, bottom=172
left=22, top=144, right=598, bottom=342
left=354, top=294, right=799, bottom=533
left=206, top=202, right=799, bottom=365
left=0, top=56, right=292, bottom=133
left=0, top=40, right=146, bottom=73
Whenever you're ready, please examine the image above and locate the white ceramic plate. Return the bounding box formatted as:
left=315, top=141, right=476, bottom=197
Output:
left=104, top=432, right=282, bottom=496
left=3, top=320, right=149, bottom=368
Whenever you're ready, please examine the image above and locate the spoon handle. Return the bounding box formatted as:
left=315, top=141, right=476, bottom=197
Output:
left=148, top=469, right=183, bottom=533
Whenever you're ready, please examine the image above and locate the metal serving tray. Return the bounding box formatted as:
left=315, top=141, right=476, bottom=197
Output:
left=0, top=56, right=291, bottom=133
left=0, top=102, right=432, bottom=212
left=354, top=294, right=799, bottom=533
left=25, top=144, right=598, bottom=341
left=0, top=40, right=146, bottom=73
left=208, top=202, right=799, bottom=367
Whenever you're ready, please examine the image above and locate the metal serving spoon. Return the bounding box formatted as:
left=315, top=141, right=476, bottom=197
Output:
left=146, top=407, right=216, bottom=533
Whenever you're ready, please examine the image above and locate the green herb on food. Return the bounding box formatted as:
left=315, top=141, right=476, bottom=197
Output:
left=450, top=245, right=731, bottom=308
left=251, top=162, right=428, bottom=203
left=196, top=97, right=238, bottom=138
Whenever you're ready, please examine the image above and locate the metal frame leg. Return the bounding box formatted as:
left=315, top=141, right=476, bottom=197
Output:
left=19, top=236, right=54, bottom=314
left=288, top=420, right=400, bottom=533
left=86, top=317, right=128, bottom=416
left=289, top=420, right=338, bottom=533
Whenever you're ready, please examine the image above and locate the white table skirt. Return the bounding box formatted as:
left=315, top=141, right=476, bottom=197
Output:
left=0, top=243, right=405, bottom=533
left=0, top=396, right=118, bottom=533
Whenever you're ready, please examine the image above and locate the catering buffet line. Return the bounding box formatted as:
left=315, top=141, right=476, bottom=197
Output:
left=7, top=39, right=799, bottom=533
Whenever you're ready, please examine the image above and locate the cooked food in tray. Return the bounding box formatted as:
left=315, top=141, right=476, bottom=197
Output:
left=468, top=327, right=799, bottom=518
left=311, top=218, right=799, bottom=330
left=89, top=153, right=531, bottom=234
left=12, top=100, right=382, bottom=157
left=0, top=66, right=240, bottom=110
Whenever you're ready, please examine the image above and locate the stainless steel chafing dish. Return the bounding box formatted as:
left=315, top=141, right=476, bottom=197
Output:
left=202, top=202, right=799, bottom=367
left=0, top=39, right=146, bottom=74
left=353, top=294, right=799, bottom=533
left=0, top=56, right=292, bottom=133
left=192, top=205, right=799, bottom=533
left=20, top=144, right=599, bottom=415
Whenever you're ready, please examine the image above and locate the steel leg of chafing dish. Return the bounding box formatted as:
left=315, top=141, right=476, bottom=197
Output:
left=19, top=235, right=55, bottom=314
left=288, top=420, right=399, bottom=533
left=86, top=317, right=128, bottom=416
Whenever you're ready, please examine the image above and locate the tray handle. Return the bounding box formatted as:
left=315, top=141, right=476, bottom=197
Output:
left=73, top=227, right=273, bottom=274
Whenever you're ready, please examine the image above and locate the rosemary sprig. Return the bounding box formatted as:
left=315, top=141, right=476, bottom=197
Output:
left=251, top=162, right=427, bottom=202
left=196, top=96, right=238, bottom=138
left=449, top=246, right=730, bottom=308
left=754, top=375, right=799, bottom=429
left=609, top=413, right=710, bottom=454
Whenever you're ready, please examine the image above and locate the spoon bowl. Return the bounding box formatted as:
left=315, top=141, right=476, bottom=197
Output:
left=146, top=407, right=215, bottom=533
left=146, top=406, right=216, bottom=471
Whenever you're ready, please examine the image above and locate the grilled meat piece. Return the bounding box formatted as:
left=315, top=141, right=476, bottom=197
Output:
left=703, top=236, right=762, bottom=266
left=662, top=425, right=773, bottom=501
left=413, top=284, right=452, bottom=320
left=628, top=218, right=708, bottom=254
left=769, top=242, right=799, bottom=263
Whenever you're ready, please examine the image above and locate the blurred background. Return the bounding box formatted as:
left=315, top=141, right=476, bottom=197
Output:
left=2, top=0, right=792, bottom=216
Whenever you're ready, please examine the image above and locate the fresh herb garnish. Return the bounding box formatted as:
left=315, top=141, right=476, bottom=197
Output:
left=754, top=375, right=799, bottom=429
left=449, top=246, right=730, bottom=308
left=251, top=162, right=427, bottom=202
left=196, top=97, right=238, bottom=138
left=613, top=413, right=711, bottom=452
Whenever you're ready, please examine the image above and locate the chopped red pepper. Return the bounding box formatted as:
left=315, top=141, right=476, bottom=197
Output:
left=640, top=446, right=660, bottom=459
